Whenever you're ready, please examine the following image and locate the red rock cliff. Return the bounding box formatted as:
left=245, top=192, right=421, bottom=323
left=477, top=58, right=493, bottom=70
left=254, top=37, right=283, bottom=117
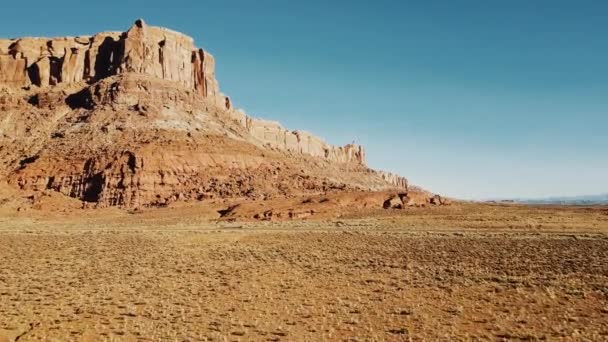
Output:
left=0, top=20, right=409, bottom=207
left=0, top=19, right=373, bottom=166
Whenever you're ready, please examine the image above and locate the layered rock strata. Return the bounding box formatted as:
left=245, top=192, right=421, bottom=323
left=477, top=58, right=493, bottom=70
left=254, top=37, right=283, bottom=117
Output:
left=0, top=20, right=409, bottom=208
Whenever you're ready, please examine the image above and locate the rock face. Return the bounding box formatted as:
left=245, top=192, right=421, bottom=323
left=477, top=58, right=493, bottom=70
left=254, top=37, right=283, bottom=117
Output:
left=0, top=20, right=222, bottom=102
left=0, top=19, right=372, bottom=166
left=0, top=20, right=410, bottom=208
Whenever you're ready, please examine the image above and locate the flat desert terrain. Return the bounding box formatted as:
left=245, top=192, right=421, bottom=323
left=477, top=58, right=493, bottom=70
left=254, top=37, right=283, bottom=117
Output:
left=1, top=203, right=607, bottom=341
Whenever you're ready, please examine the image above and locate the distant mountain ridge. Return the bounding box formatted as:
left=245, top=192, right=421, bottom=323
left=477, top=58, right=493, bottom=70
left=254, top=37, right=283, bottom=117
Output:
left=509, top=194, right=608, bottom=205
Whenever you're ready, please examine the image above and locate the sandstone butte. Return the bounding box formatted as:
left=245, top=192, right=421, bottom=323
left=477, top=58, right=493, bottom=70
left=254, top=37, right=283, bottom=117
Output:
left=0, top=19, right=444, bottom=210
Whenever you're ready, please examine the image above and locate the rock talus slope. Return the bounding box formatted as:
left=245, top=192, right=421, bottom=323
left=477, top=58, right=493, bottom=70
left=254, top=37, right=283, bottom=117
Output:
left=0, top=19, right=417, bottom=208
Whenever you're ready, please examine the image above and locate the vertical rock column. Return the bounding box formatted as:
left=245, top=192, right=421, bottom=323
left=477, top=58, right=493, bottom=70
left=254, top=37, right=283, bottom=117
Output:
left=61, top=47, right=86, bottom=83
left=0, top=54, right=28, bottom=87
left=192, top=49, right=207, bottom=97
left=121, top=19, right=158, bottom=76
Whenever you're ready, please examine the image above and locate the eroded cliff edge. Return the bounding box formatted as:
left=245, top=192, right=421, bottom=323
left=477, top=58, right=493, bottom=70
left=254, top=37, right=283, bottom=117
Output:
left=0, top=19, right=410, bottom=208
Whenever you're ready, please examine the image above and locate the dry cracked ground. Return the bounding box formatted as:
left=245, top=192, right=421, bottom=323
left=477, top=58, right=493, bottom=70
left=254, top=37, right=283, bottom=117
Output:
left=0, top=203, right=607, bottom=341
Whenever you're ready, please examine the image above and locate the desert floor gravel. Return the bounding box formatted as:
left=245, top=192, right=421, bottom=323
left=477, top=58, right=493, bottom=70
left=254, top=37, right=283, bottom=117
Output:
left=0, top=204, right=607, bottom=341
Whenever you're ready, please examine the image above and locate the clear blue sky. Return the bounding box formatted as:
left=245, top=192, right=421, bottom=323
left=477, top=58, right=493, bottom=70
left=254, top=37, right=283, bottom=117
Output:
left=3, top=0, right=607, bottom=199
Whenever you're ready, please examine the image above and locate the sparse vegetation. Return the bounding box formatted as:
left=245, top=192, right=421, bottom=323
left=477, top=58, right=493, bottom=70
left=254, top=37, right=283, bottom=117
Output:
left=0, top=203, right=607, bottom=340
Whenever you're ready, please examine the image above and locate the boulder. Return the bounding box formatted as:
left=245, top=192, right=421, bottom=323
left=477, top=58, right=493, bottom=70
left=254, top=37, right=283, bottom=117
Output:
left=430, top=195, right=441, bottom=205
left=400, top=192, right=430, bottom=207
left=383, top=196, right=404, bottom=209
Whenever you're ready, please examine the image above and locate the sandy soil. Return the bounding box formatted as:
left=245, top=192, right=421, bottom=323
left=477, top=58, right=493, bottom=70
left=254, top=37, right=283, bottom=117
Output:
left=0, top=203, right=607, bottom=341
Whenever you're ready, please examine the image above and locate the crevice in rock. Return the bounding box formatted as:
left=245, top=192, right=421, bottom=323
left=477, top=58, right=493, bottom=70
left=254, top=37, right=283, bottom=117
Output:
left=19, top=155, right=39, bottom=169
left=65, top=88, right=94, bottom=109
left=192, top=49, right=207, bottom=97
left=8, top=41, right=19, bottom=57
left=225, top=96, right=231, bottom=110
left=82, top=172, right=104, bottom=202
left=26, top=64, right=41, bottom=86
left=94, top=36, right=122, bottom=80
left=83, top=49, right=91, bottom=79
left=46, top=176, right=55, bottom=189
left=123, top=151, right=137, bottom=173
left=48, top=56, right=63, bottom=85
left=159, top=40, right=166, bottom=78
left=27, top=94, right=39, bottom=106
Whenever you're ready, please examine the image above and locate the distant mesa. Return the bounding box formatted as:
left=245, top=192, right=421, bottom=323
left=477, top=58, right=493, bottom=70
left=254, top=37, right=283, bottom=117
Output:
left=0, top=19, right=423, bottom=209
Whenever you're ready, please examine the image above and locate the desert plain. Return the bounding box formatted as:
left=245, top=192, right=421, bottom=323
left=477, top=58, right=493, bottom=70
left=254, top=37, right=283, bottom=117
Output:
left=1, top=202, right=607, bottom=341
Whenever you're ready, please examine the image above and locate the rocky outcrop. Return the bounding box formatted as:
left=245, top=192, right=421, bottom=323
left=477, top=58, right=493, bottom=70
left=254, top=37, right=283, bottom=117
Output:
left=0, top=20, right=414, bottom=208
left=377, top=171, right=408, bottom=189
left=0, top=20, right=221, bottom=100
left=120, top=19, right=220, bottom=100
left=0, top=19, right=368, bottom=166
left=383, top=193, right=451, bottom=209
left=8, top=134, right=374, bottom=208
left=240, top=116, right=366, bottom=164
left=2, top=36, right=91, bottom=87
left=225, top=109, right=367, bottom=164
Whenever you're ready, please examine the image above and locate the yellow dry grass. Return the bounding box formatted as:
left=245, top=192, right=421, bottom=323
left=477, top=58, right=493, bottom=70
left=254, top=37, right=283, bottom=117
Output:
left=0, top=203, right=607, bottom=341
